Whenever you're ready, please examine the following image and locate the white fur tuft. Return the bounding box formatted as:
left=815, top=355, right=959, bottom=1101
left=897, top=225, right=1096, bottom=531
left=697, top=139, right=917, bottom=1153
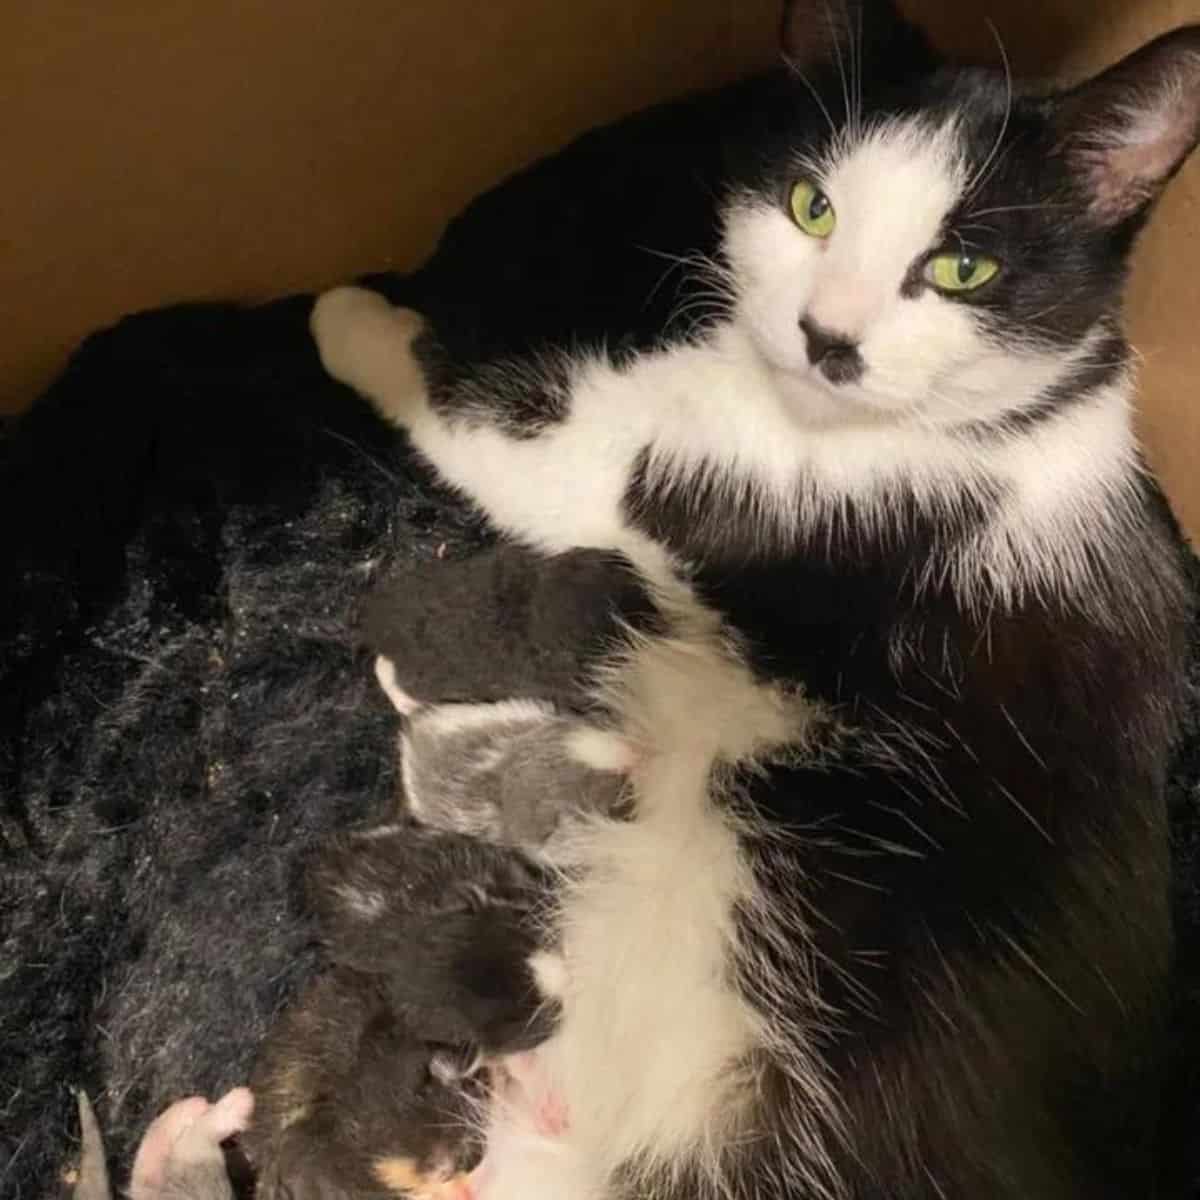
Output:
left=374, top=654, right=420, bottom=716
left=561, top=725, right=637, bottom=774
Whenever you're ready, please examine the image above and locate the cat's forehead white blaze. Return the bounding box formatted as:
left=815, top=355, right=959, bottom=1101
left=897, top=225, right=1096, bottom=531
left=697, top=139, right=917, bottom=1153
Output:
left=809, top=119, right=965, bottom=335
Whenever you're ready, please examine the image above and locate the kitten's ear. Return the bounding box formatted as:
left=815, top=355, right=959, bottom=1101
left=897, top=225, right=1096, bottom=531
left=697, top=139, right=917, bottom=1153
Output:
left=779, top=0, right=932, bottom=79
left=1053, top=25, right=1200, bottom=228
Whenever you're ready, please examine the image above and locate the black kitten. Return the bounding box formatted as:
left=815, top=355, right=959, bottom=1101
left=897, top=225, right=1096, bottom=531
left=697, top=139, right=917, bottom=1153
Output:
left=309, top=824, right=558, bottom=1055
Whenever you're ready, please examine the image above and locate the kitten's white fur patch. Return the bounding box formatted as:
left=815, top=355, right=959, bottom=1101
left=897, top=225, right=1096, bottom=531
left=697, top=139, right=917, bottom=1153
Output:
left=413, top=697, right=560, bottom=735
left=528, top=950, right=569, bottom=1001
left=375, top=654, right=419, bottom=715
left=561, top=725, right=637, bottom=774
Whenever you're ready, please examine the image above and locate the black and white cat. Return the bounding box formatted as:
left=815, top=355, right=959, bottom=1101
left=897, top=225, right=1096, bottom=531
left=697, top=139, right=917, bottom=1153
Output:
left=312, top=3, right=1200, bottom=1197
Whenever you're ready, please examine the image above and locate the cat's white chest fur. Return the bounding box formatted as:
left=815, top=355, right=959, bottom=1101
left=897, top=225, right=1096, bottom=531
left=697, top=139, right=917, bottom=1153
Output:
left=479, top=630, right=811, bottom=1200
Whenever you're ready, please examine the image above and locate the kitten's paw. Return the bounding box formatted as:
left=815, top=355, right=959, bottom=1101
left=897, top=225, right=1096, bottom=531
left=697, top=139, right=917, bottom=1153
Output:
left=129, top=1096, right=211, bottom=1198
left=311, top=286, right=428, bottom=426
left=128, top=1088, right=251, bottom=1199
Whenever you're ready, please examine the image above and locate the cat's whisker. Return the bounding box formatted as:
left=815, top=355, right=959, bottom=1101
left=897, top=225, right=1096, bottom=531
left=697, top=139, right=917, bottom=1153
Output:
left=782, top=53, right=839, bottom=140
left=640, top=253, right=688, bottom=310
left=664, top=286, right=733, bottom=324
left=963, top=20, right=1013, bottom=202
left=851, top=0, right=866, bottom=142
left=641, top=245, right=738, bottom=330
left=822, top=0, right=853, bottom=131
left=954, top=222, right=1001, bottom=238
left=666, top=300, right=734, bottom=336
left=319, top=426, right=410, bottom=487
left=964, top=201, right=1068, bottom=220
left=1021, top=296, right=1078, bottom=326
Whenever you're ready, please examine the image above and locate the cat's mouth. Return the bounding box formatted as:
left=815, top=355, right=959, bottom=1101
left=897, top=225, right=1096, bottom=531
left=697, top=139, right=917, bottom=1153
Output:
left=737, top=312, right=927, bottom=428
left=764, top=356, right=911, bottom=429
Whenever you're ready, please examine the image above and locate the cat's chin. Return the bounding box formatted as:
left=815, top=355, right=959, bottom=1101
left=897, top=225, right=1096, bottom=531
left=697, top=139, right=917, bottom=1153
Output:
left=765, top=362, right=906, bottom=432
left=736, top=323, right=909, bottom=431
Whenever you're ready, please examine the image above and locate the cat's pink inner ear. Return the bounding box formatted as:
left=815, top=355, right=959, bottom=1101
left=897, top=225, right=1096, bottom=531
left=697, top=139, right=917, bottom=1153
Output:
left=1058, top=27, right=1200, bottom=225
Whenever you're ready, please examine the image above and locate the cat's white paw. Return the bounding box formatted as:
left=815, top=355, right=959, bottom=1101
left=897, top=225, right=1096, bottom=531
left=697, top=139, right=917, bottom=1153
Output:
left=311, top=286, right=429, bottom=427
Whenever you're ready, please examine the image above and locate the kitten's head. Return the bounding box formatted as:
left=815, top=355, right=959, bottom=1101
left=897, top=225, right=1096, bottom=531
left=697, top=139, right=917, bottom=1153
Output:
left=726, top=0, right=1200, bottom=431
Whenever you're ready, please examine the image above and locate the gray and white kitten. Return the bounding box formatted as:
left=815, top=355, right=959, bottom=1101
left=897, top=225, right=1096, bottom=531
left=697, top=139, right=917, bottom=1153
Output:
left=374, top=654, right=632, bottom=856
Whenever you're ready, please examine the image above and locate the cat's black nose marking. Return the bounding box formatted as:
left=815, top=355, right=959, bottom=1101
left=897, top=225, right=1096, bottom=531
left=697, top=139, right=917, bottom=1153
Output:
left=799, top=317, right=864, bottom=385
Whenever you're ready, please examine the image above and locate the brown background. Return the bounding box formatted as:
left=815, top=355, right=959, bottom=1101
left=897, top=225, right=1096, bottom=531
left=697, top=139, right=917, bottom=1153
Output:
left=3, top=1, right=1198, bottom=531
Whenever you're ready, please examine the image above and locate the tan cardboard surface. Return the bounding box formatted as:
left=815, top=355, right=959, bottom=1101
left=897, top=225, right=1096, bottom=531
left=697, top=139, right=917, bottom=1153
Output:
left=0, top=1, right=777, bottom=410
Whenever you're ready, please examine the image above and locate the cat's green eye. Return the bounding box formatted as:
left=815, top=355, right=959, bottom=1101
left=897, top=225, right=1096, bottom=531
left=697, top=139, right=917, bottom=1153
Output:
left=925, top=252, right=1000, bottom=294
left=789, top=180, right=836, bottom=238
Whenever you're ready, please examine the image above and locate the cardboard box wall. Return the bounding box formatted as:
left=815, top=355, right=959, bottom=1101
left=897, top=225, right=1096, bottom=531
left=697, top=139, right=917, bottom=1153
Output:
left=4, top=1, right=1198, bottom=532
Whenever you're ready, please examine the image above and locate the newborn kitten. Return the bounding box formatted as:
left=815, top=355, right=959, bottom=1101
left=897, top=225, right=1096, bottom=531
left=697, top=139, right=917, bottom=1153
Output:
left=246, top=968, right=486, bottom=1200
left=71, top=1088, right=252, bottom=1200
left=375, top=654, right=633, bottom=855
left=246, top=822, right=567, bottom=1198
left=308, top=822, right=560, bottom=1053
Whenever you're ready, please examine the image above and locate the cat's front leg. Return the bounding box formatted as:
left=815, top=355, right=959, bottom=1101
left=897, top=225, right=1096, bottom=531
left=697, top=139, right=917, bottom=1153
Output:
left=311, top=286, right=642, bottom=555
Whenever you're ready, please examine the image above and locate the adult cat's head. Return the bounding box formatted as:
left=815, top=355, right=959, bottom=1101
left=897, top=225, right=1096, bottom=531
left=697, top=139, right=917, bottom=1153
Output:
left=726, top=0, right=1200, bottom=431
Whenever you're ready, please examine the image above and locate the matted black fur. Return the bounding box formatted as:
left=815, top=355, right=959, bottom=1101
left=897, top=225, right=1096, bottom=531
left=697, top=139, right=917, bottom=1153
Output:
left=2, top=22, right=1199, bottom=1200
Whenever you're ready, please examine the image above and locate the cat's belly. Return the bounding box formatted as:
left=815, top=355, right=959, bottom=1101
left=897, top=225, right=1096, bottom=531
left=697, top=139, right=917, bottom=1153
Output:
left=475, top=605, right=811, bottom=1199
left=477, top=752, right=762, bottom=1200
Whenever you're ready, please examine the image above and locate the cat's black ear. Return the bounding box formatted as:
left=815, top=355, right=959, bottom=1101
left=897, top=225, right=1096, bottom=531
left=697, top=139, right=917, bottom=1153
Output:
left=779, top=0, right=933, bottom=80
left=1053, top=25, right=1200, bottom=228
